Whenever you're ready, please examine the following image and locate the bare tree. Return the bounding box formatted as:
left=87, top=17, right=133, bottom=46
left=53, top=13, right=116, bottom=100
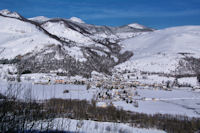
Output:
left=0, top=84, right=54, bottom=133
left=184, top=57, right=200, bottom=83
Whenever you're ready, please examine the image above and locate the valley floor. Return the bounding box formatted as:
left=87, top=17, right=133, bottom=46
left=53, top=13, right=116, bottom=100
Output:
left=1, top=68, right=200, bottom=133
left=0, top=79, right=200, bottom=118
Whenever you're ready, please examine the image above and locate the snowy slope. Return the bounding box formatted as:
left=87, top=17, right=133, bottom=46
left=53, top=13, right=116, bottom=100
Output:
left=1, top=9, right=199, bottom=76
left=0, top=9, right=155, bottom=77
left=117, top=26, right=200, bottom=74
left=122, top=26, right=200, bottom=55
left=0, top=16, right=60, bottom=59
left=31, top=118, right=166, bottom=133
left=42, top=21, right=93, bottom=45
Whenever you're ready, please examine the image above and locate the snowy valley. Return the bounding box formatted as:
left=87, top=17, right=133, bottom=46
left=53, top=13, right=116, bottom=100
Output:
left=0, top=9, right=200, bottom=133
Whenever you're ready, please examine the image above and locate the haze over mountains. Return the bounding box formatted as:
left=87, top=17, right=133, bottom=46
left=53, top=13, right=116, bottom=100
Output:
left=0, top=9, right=200, bottom=77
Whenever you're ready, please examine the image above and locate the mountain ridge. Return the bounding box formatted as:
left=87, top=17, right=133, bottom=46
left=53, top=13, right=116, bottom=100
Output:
left=0, top=9, right=153, bottom=77
left=0, top=9, right=199, bottom=78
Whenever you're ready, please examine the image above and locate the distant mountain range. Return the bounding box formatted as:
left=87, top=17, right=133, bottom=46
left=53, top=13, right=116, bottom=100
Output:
left=0, top=9, right=200, bottom=77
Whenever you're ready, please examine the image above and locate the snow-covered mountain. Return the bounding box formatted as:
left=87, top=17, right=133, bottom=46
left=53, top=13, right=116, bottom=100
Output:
left=0, top=9, right=153, bottom=77
left=0, top=9, right=199, bottom=78
left=0, top=15, right=60, bottom=59
left=116, top=26, right=200, bottom=76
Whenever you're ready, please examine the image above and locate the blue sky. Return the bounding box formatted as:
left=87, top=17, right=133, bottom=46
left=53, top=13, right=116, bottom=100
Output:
left=0, top=0, right=200, bottom=29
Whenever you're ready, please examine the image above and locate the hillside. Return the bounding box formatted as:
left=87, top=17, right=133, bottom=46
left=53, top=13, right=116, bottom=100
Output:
left=0, top=9, right=152, bottom=77
left=116, top=26, right=200, bottom=75
left=0, top=9, right=200, bottom=78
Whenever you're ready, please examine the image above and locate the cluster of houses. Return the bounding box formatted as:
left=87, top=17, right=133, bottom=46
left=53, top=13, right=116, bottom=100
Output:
left=96, top=88, right=139, bottom=106
left=32, top=74, right=87, bottom=85
left=30, top=72, right=174, bottom=104
left=89, top=71, right=173, bottom=92
left=19, top=71, right=200, bottom=109
left=19, top=72, right=173, bottom=93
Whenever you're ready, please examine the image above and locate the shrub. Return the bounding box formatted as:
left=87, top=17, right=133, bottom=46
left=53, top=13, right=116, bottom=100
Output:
left=63, top=90, right=69, bottom=93
left=21, top=70, right=32, bottom=74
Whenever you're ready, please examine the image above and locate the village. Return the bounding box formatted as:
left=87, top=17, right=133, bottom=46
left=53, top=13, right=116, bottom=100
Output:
left=1, top=66, right=200, bottom=117
left=9, top=70, right=198, bottom=109
left=1, top=62, right=200, bottom=109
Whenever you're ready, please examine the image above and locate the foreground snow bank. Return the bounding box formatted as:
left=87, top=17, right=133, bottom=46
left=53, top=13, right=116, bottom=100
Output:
left=30, top=118, right=166, bottom=133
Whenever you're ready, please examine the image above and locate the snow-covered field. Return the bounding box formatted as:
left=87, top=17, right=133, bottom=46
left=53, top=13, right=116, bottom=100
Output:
left=1, top=81, right=200, bottom=118
left=0, top=81, right=93, bottom=101
left=113, top=88, right=200, bottom=117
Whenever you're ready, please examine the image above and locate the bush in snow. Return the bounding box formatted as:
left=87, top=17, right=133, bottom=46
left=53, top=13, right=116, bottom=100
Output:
left=63, top=89, right=69, bottom=93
